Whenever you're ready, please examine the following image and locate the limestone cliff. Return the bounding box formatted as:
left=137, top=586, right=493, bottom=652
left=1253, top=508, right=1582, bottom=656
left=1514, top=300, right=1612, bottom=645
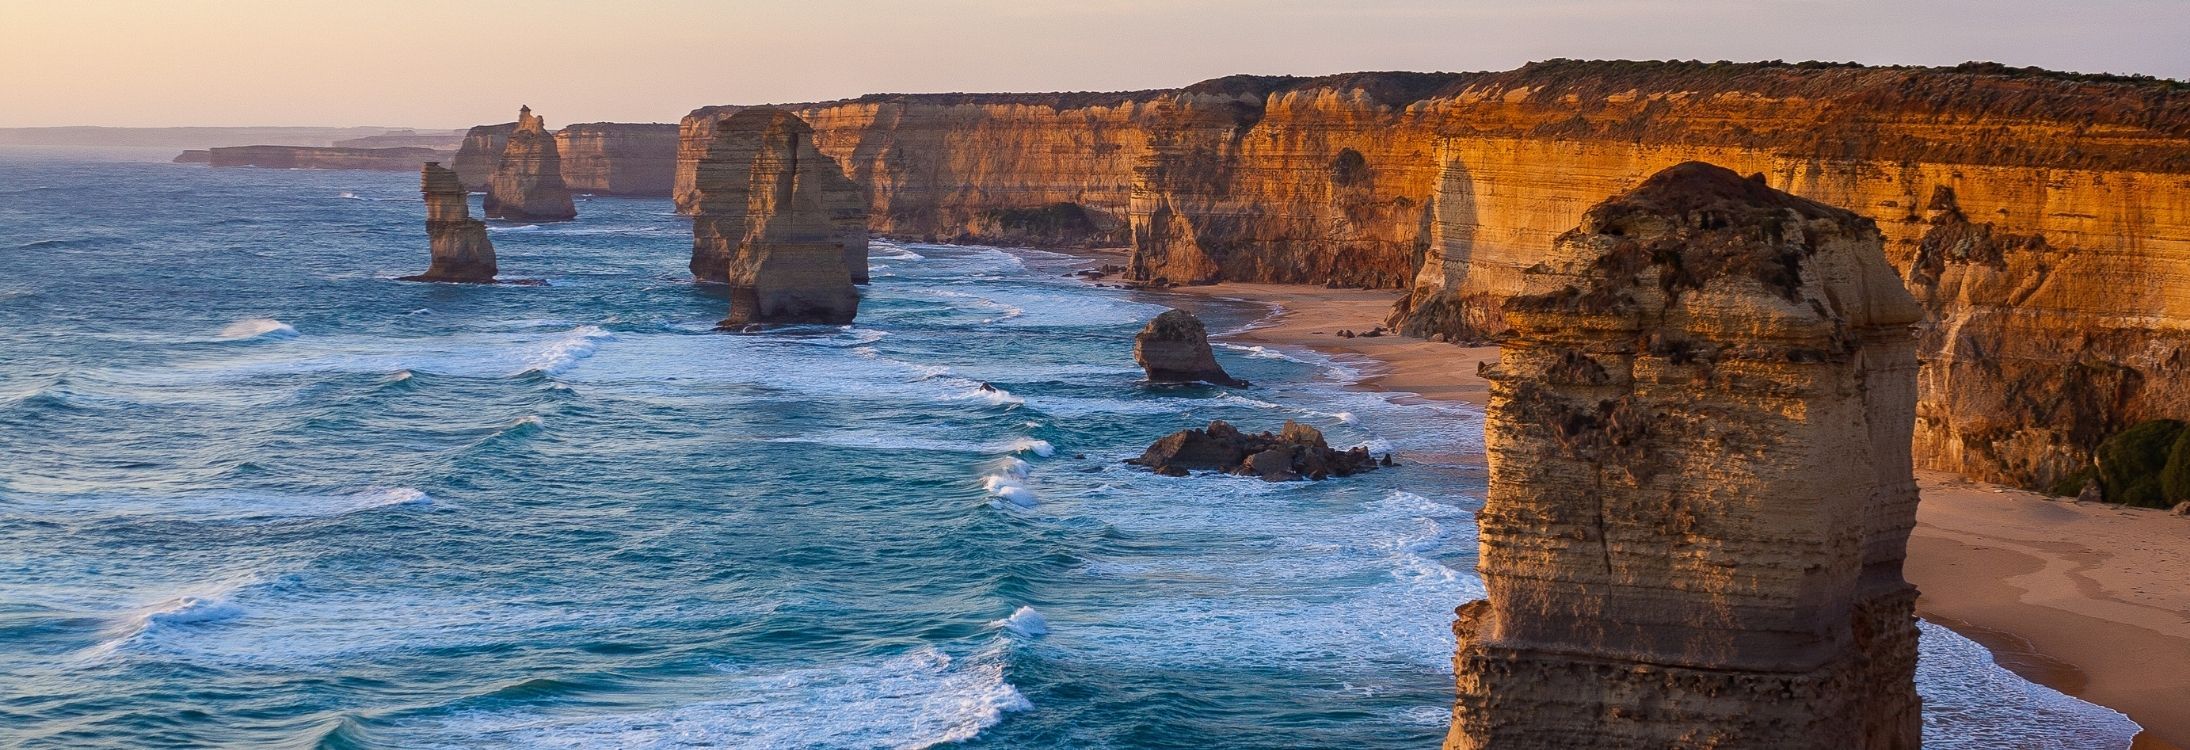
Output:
left=555, top=122, right=679, bottom=196
left=452, top=122, right=513, bottom=191
left=665, top=60, right=2188, bottom=488
left=690, top=108, right=865, bottom=327
left=400, top=162, right=497, bottom=283
left=1451, top=162, right=1922, bottom=749
left=207, top=145, right=453, bottom=170
left=484, top=107, right=576, bottom=221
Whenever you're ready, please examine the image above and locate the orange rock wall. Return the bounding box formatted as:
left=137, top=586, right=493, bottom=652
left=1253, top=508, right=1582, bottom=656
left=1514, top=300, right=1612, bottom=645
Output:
left=664, top=61, right=2190, bottom=488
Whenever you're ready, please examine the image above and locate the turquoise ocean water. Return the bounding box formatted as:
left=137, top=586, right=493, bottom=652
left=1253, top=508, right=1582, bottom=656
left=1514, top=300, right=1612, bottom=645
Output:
left=0, top=148, right=2144, bottom=748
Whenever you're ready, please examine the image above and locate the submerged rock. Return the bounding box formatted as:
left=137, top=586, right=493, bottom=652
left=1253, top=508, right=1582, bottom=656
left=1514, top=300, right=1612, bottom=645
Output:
left=399, top=162, right=497, bottom=283
left=690, top=108, right=867, bottom=328
left=1449, top=162, right=1924, bottom=749
left=1128, top=419, right=1378, bottom=480
left=484, top=106, right=577, bottom=222
left=1133, top=309, right=1245, bottom=386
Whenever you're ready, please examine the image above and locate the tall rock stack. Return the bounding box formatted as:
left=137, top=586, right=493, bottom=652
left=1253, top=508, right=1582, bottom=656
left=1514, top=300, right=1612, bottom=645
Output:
left=1449, top=162, right=1924, bottom=749
left=484, top=106, right=577, bottom=221
left=401, top=162, right=497, bottom=283
left=690, top=107, right=868, bottom=327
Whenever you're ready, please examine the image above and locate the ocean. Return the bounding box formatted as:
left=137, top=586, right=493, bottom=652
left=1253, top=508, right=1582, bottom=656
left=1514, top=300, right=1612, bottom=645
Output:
left=0, top=147, right=2144, bottom=748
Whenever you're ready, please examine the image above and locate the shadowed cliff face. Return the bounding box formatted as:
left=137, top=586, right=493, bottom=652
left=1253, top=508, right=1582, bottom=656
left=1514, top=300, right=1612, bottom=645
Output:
left=1454, top=162, right=1922, bottom=749
left=690, top=108, right=867, bottom=327
left=663, top=60, right=2190, bottom=489
left=485, top=107, right=577, bottom=222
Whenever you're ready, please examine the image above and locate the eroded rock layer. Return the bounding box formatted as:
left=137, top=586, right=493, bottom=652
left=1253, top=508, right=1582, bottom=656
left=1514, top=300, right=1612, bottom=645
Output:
left=666, top=60, right=2189, bottom=489
left=401, top=162, right=496, bottom=283
left=452, top=122, right=513, bottom=191
left=1450, top=162, right=1922, bottom=749
left=484, top=107, right=576, bottom=221
left=690, top=108, right=866, bottom=327
left=556, top=122, right=679, bottom=196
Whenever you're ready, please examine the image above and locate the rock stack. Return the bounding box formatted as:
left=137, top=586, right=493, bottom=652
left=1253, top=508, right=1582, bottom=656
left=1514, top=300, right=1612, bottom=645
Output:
left=1448, top=162, right=1925, bottom=749
left=400, top=162, right=497, bottom=283
left=1129, top=420, right=1381, bottom=480
left=1133, top=309, right=1246, bottom=386
left=690, top=108, right=867, bottom=328
left=484, top=106, right=577, bottom=221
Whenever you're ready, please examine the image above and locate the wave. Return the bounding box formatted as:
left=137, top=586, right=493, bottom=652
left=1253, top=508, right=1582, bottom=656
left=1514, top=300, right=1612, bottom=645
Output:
left=488, top=224, right=540, bottom=233
left=1915, top=620, right=2142, bottom=749
left=1220, top=343, right=1304, bottom=362
left=1008, top=437, right=1054, bottom=457
left=514, top=325, right=612, bottom=376
left=215, top=318, right=297, bottom=341
left=983, top=473, right=1037, bottom=508
left=993, top=606, right=1048, bottom=638
left=7, top=486, right=433, bottom=525
left=84, top=576, right=259, bottom=658
left=420, top=646, right=1029, bottom=750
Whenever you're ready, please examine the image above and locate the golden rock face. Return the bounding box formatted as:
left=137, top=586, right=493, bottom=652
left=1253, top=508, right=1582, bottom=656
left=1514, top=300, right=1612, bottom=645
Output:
left=689, top=108, right=867, bottom=327
left=664, top=61, right=2188, bottom=487
left=1453, top=162, right=1922, bottom=750
left=484, top=107, right=577, bottom=222
left=404, top=162, right=496, bottom=283
left=554, top=123, right=679, bottom=196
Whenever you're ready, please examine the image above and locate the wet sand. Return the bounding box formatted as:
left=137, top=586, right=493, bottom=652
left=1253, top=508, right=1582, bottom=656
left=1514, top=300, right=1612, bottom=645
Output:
left=1166, top=281, right=2190, bottom=749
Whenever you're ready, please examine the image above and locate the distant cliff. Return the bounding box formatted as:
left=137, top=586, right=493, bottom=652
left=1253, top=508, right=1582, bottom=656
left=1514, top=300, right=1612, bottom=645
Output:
left=666, top=60, right=2189, bottom=490
left=557, top=122, right=679, bottom=196
left=207, top=145, right=454, bottom=170
left=451, top=121, right=675, bottom=195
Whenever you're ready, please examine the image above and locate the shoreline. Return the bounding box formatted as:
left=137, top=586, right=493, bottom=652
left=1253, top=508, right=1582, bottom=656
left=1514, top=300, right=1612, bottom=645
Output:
left=1159, top=280, right=2190, bottom=750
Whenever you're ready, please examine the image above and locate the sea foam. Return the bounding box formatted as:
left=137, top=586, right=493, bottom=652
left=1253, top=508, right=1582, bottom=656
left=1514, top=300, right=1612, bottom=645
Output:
left=216, top=318, right=298, bottom=341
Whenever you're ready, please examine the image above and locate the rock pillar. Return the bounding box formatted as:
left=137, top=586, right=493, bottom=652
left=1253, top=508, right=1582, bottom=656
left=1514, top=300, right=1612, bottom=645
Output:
left=1450, top=162, right=1924, bottom=749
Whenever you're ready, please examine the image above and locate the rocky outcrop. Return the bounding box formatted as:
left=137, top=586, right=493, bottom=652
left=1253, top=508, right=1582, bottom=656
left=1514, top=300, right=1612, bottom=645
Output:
left=556, top=122, right=679, bottom=196
left=1450, top=162, right=1922, bottom=749
left=690, top=108, right=866, bottom=327
left=451, top=122, right=514, bottom=191
left=1129, top=419, right=1381, bottom=480
left=206, top=145, right=453, bottom=170
left=1132, top=309, right=1245, bottom=386
left=400, top=162, right=497, bottom=283
left=484, top=107, right=576, bottom=221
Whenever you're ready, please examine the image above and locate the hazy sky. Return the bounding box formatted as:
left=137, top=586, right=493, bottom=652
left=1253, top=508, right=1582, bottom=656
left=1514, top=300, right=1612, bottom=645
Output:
left=4, top=0, right=2185, bottom=128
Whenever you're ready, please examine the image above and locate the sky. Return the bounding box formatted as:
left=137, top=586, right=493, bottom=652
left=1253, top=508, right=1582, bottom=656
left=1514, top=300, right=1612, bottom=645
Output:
left=3, top=0, right=2185, bottom=128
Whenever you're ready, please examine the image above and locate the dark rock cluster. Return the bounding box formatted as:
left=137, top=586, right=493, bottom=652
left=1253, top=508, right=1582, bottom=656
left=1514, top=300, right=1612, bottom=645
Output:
left=1128, top=420, right=1385, bottom=481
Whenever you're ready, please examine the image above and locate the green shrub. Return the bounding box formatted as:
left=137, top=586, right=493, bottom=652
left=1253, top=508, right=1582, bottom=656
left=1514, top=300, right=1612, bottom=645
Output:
left=2095, top=419, right=2185, bottom=508
left=2163, top=429, right=2190, bottom=502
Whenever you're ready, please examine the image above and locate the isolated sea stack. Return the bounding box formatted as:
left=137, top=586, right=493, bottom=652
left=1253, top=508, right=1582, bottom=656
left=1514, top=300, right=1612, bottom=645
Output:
left=690, top=108, right=867, bottom=328
left=1448, top=163, right=1925, bottom=749
left=399, top=162, right=497, bottom=283
left=484, top=106, right=577, bottom=221
left=1133, top=309, right=1246, bottom=386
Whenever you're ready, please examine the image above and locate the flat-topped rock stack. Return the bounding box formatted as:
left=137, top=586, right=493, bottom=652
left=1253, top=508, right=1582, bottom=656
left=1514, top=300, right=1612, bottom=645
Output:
left=400, top=162, right=497, bottom=283
left=1448, top=162, right=1925, bottom=749
left=484, top=106, right=576, bottom=221
left=690, top=107, right=868, bottom=328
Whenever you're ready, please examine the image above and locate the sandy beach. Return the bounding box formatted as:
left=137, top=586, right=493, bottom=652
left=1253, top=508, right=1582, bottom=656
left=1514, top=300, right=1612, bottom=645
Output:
left=1169, top=281, right=2190, bottom=749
